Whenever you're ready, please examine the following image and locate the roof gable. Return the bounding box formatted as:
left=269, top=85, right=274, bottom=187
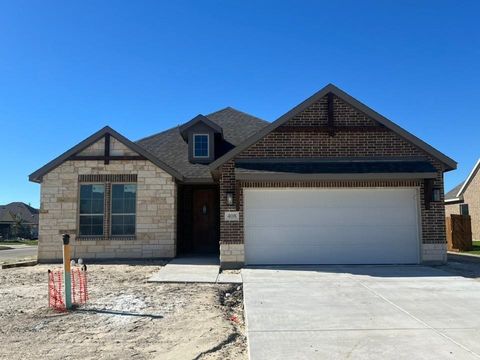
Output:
left=77, top=136, right=139, bottom=157
left=209, top=84, right=457, bottom=171
left=455, top=158, right=480, bottom=198
left=179, top=114, right=223, bottom=140
left=29, top=126, right=183, bottom=183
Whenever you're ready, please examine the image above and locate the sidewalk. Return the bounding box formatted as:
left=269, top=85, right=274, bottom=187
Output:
left=148, top=256, right=242, bottom=284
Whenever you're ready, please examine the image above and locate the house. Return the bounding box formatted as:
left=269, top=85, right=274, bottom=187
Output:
left=445, top=159, right=480, bottom=241
left=29, top=84, right=456, bottom=267
left=0, top=202, right=39, bottom=239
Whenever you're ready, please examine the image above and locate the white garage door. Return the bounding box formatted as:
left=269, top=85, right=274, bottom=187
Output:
left=244, top=188, right=420, bottom=265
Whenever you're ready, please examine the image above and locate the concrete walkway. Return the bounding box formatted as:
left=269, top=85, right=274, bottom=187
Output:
left=242, top=265, right=480, bottom=360
left=148, top=256, right=242, bottom=284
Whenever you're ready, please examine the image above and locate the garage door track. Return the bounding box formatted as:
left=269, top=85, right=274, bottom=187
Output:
left=242, top=265, right=480, bottom=360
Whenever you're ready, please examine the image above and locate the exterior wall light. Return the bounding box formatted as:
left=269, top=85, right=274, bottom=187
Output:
left=226, top=192, right=234, bottom=206
left=433, top=188, right=441, bottom=202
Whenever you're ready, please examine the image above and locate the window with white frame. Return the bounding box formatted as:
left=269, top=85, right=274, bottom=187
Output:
left=193, top=134, right=209, bottom=158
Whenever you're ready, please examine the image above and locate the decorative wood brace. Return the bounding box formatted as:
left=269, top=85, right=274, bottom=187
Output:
left=327, top=92, right=334, bottom=136
left=68, top=134, right=146, bottom=163
left=104, top=133, right=111, bottom=164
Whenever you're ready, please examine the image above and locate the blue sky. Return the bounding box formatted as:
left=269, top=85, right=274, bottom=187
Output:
left=1, top=0, right=479, bottom=208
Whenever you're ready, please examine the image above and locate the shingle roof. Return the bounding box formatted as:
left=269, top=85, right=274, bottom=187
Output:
left=445, top=182, right=464, bottom=201
left=137, top=107, right=269, bottom=181
left=0, top=209, right=15, bottom=223
left=0, top=202, right=39, bottom=225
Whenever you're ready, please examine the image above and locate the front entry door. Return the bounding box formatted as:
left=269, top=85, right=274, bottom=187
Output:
left=192, top=189, right=219, bottom=253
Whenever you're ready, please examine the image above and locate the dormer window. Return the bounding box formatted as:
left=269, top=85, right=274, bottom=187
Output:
left=193, top=134, right=209, bottom=158
left=179, top=114, right=223, bottom=164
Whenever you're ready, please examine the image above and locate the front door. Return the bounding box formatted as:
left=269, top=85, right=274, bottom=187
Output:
left=192, top=188, right=219, bottom=253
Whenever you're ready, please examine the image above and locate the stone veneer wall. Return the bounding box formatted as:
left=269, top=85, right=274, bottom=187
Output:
left=218, top=94, right=448, bottom=267
left=38, top=159, right=176, bottom=261
left=219, top=243, right=245, bottom=269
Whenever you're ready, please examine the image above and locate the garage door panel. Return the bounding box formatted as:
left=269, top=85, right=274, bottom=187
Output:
left=247, top=189, right=416, bottom=209
left=244, top=188, right=420, bottom=265
left=246, top=207, right=418, bottom=228
left=245, top=225, right=417, bottom=247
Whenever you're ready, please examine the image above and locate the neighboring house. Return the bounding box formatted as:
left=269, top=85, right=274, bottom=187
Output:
left=29, top=84, right=456, bottom=267
left=445, top=159, right=480, bottom=240
left=0, top=202, right=39, bottom=239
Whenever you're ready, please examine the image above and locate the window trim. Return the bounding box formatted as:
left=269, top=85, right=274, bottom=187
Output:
left=77, top=181, right=137, bottom=241
left=109, top=182, right=137, bottom=237
left=193, top=133, right=209, bottom=158
left=78, top=183, right=106, bottom=238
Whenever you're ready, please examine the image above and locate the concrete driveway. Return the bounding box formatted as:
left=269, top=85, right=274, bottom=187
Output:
left=242, top=265, right=480, bottom=360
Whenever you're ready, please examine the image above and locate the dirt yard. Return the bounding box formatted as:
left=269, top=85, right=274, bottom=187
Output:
left=0, top=263, right=246, bottom=360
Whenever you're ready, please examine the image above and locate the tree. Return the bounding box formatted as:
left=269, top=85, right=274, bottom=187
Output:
left=10, top=214, right=31, bottom=239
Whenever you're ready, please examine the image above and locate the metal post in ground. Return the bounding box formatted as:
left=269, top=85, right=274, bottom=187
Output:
left=62, top=234, right=72, bottom=310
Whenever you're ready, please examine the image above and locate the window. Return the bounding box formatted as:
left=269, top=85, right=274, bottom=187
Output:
left=193, top=134, right=209, bottom=158
left=79, top=184, right=105, bottom=236
left=78, top=180, right=137, bottom=239
left=111, top=184, right=137, bottom=236
left=460, top=203, right=469, bottom=216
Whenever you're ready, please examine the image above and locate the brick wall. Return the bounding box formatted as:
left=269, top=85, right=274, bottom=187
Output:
left=287, top=95, right=376, bottom=127
left=445, top=203, right=458, bottom=218
left=445, top=173, right=480, bottom=241
left=38, top=159, right=176, bottom=261
left=219, top=94, right=447, bottom=266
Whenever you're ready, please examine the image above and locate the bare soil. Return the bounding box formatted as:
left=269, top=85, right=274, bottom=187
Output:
left=0, top=263, right=247, bottom=360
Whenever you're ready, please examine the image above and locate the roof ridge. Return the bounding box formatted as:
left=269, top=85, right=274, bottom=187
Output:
left=207, top=106, right=269, bottom=123
left=2, top=201, right=37, bottom=209
left=206, top=106, right=233, bottom=116
left=136, top=108, right=235, bottom=143
left=137, top=107, right=268, bottom=144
